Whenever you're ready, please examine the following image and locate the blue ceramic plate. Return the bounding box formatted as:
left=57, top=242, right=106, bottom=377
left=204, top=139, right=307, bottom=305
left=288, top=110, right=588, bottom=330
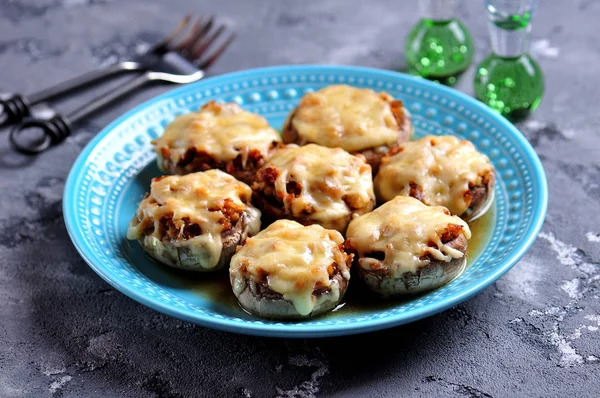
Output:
left=63, top=65, right=547, bottom=337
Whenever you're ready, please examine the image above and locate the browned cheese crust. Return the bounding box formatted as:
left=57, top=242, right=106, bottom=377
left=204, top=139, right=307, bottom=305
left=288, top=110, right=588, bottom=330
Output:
left=344, top=196, right=471, bottom=296
left=127, top=171, right=261, bottom=272
left=250, top=144, right=375, bottom=233
left=375, top=136, right=496, bottom=221
left=229, top=220, right=353, bottom=319
left=153, top=101, right=282, bottom=185
left=139, top=201, right=252, bottom=270
left=281, top=86, right=413, bottom=174
left=232, top=248, right=352, bottom=319
left=347, top=223, right=467, bottom=296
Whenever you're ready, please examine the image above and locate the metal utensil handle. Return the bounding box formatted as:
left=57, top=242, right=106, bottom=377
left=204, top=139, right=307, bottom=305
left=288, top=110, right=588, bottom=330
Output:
left=66, top=73, right=151, bottom=123
left=9, top=114, right=71, bottom=155
left=0, top=62, right=141, bottom=127
left=29, top=62, right=141, bottom=103
left=9, top=73, right=151, bottom=155
left=0, top=93, right=30, bottom=127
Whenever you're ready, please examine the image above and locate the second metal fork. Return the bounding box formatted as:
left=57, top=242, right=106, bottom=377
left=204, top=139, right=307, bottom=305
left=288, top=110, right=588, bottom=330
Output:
left=9, top=17, right=234, bottom=155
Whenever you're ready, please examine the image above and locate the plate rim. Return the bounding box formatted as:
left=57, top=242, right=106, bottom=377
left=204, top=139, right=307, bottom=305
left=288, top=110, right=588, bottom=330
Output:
left=63, top=64, right=548, bottom=337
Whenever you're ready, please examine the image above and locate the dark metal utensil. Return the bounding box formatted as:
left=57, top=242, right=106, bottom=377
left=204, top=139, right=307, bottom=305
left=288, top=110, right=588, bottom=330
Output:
left=9, top=23, right=234, bottom=155
left=0, top=14, right=209, bottom=127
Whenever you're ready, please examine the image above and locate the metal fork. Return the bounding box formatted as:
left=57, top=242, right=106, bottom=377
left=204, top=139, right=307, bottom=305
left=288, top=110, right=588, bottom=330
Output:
left=9, top=19, right=235, bottom=155
left=0, top=14, right=215, bottom=127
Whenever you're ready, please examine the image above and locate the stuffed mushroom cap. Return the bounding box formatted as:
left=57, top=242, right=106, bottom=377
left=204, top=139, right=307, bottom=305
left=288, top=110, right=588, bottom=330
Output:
left=346, top=196, right=471, bottom=296
left=230, top=220, right=352, bottom=319
left=282, top=85, right=412, bottom=173
left=251, top=143, right=375, bottom=233
left=127, top=170, right=261, bottom=271
left=375, top=135, right=495, bottom=221
left=152, top=101, right=282, bottom=184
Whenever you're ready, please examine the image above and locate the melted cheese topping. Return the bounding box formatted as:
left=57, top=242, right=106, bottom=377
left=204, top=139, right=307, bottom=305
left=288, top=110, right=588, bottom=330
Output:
left=346, top=196, right=471, bottom=276
left=375, top=135, right=494, bottom=215
left=289, top=85, right=401, bottom=152
left=127, top=170, right=261, bottom=269
left=230, top=220, right=349, bottom=316
left=153, top=101, right=281, bottom=164
left=265, top=144, right=374, bottom=232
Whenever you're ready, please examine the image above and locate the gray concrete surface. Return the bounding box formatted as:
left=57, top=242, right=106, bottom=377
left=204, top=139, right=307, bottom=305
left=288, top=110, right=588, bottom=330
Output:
left=1, top=0, right=599, bottom=397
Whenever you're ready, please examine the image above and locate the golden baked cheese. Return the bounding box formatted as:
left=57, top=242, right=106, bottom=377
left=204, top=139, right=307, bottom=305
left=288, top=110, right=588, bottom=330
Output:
left=289, top=85, right=402, bottom=152
left=230, top=220, right=350, bottom=316
left=153, top=101, right=281, bottom=165
left=375, top=135, right=494, bottom=215
left=264, top=144, right=375, bottom=232
left=346, top=196, right=471, bottom=275
left=127, top=170, right=261, bottom=269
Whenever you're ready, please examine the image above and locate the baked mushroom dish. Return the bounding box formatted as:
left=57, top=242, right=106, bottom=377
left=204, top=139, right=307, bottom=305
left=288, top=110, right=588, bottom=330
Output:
left=152, top=101, right=282, bottom=185
left=127, top=170, right=261, bottom=272
left=282, top=85, right=413, bottom=173
left=346, top=196, right=471, bottom=296
left=230, top=220, right=352, bottom=319
left=251, top=143, right=375, bottom=233
left=375, top=135, right=495, bottom=221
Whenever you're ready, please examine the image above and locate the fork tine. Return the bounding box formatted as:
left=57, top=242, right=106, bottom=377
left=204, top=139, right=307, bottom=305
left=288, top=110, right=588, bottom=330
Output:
left=156, top=14, right=193, bottom=52
left=173, top=17, right=208, bottom=52
left=191, top=24, right=226, bottom=61
left=196, top=32, right=236, bottom=70
left=196, top=16, right=215, bottom=41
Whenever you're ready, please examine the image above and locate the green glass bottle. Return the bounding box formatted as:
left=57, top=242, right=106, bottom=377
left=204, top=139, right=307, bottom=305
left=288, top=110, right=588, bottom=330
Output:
left=474, top=0, right=544, bottom=120
left=405, top=0, right=474, bottom=85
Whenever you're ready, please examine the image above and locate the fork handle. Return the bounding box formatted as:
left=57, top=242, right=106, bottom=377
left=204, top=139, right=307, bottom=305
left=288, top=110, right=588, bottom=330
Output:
left=67, top=73, right=151, bottom=123
left=9, top=114, right=71, bottom=155
left=30, top=62, right=143, bottom=103
left=0, top=62, right=141, bottom=127
left=10, top=73, right=151, bottom=155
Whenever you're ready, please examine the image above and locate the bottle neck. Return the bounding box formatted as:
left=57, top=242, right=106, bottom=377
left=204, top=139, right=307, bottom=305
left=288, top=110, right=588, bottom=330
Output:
left=420, top=0, right=459, bottom=21
left=488, top=22, right=531, bottom=58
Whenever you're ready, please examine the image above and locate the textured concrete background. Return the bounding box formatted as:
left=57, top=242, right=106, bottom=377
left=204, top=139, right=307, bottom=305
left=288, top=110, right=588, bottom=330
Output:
left=1, top=0, right=599, bottom=397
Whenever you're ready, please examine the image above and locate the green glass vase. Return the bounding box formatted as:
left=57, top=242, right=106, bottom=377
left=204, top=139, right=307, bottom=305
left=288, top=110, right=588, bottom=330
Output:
left=474, top=0, right=544, bottom=120
left=404, top=0, right=474, bottom=85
